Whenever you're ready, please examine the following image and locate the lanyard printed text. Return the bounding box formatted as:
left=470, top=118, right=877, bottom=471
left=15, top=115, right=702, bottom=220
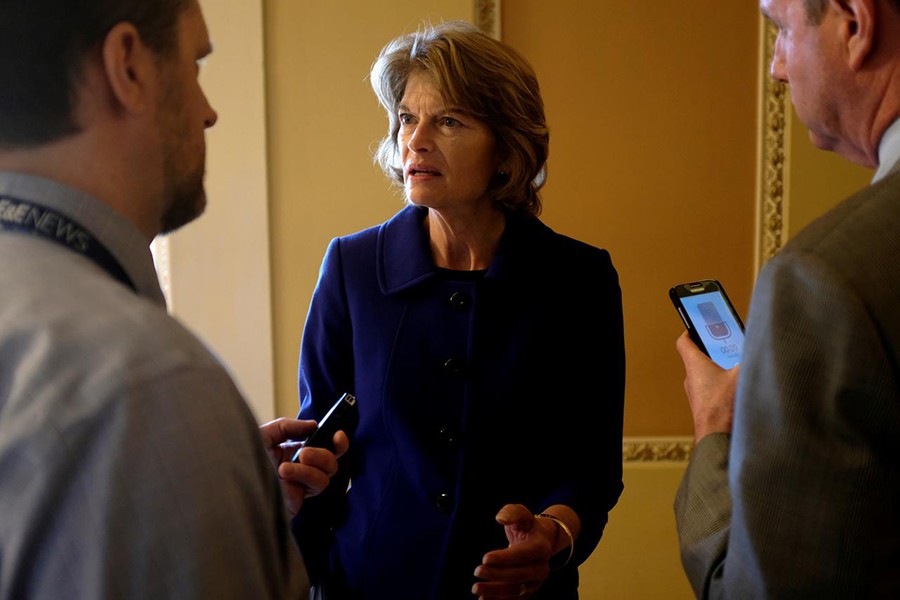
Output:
left=0, top=197, right=91, bottom=252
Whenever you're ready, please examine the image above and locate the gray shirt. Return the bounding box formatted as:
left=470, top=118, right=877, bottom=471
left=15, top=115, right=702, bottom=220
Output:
left=0, top=172, right=308, bottom=599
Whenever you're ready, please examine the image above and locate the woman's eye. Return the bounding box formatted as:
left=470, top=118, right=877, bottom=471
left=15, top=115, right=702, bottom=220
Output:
left=441, top=117, right=460, bottom=128
left=399, top=113, right=413, bottom=125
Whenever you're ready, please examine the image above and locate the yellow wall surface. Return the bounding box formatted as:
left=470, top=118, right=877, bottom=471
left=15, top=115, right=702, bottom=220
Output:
left=582, top=462, right=694, bottom=599
left=265, top=0, right=474, bottom=420
left=266, top=0, right=760, bottom=434
left=167, top=0, right=274, bottom=421
left=263, top=4, right=754, bottom=595
left=502, top=1, right=759, bottom=435
left=257, top=3, right=878, bottom=600
left=266, top=2, right=760, bottom=434
left=264, top=4, right=874, bottom=428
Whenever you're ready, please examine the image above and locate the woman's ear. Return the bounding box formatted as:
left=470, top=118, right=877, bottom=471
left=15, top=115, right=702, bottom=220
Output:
left=831, top=0, right=875, bottom=70
left=101, top=22, right=157, bottom=114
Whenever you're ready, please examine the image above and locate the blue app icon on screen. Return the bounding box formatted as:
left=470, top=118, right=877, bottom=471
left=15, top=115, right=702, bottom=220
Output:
left=682, top=293, right=744, bottom=369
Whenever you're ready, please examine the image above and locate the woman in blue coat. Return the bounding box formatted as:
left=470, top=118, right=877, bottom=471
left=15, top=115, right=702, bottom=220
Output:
left=295, top=21, right=625, bottom=600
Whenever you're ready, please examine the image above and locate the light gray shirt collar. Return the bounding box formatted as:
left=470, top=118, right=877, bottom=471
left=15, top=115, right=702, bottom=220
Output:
left=873, top=118, right=900, bottom=182
left=0, top=171, right=167, bottom=306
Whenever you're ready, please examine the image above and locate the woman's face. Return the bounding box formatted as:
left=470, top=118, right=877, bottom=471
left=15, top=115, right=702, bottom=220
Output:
left=397, top=72, right=500, bottom=214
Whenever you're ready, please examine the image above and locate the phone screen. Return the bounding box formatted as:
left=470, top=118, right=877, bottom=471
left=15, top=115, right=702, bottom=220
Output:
left=672, top=284, right=745, bottom=369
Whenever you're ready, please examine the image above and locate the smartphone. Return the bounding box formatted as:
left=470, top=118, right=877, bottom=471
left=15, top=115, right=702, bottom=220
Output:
left=669, top=279, right=745, bottom=369
left=291, top=392, right=357, bottom=461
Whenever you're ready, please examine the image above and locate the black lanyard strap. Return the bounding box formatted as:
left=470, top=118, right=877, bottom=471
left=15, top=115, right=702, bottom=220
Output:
left=0, top=195, right=136, bottom=292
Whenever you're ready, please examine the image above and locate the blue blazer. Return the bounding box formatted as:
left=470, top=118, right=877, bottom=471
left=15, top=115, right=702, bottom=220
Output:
left=296, top=206, right=624, bottom=599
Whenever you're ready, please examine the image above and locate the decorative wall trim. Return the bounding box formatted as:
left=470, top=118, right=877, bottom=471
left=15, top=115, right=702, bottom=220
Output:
left=622, top=437, right=693, bottom=463
left=756, top=18, right=789, bottom=273
left=475, top=0, right=501, bottom=40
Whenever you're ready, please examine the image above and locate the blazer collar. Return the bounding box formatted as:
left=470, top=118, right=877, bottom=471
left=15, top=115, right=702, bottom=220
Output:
left=375, top=205, right=549, bottom=295
left=376, top=206, right=434, bottom=294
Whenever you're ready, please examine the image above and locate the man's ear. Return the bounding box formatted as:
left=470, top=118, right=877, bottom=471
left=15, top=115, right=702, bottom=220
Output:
left=101, top=22, right=157, bottom=114
left=831, top=0, right=875, bottom=70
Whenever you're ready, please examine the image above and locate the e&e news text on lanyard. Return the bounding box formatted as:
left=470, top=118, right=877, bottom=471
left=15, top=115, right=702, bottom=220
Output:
left=0, top=195, right=136, bottom=292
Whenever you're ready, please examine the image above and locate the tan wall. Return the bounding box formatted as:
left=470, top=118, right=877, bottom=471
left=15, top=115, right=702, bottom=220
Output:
left=265, top=0, right=474, bottom=420
left=266, top=1, right=760, bottom=434
left=166, top=0, right=274, bottom=421
left=261, top=4, right=875, bottom=599
left=502, top=1, right=759, bottom=435
left=262, top=3, right=752, bottom=597
left=229, top=2, right=872, bottom=431
left=583, top=460, right=693, bottom=599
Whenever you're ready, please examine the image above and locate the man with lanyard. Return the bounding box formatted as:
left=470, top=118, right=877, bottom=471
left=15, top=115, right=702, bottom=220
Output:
left=0, top=1, right=344, bottom=598
left=674, top=0, right=900, bottom=597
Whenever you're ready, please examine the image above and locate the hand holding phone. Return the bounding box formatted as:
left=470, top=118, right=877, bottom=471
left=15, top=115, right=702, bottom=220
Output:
left=291, top=392, right=357, bottom=461
left=670, top=279, right=745, bottom=369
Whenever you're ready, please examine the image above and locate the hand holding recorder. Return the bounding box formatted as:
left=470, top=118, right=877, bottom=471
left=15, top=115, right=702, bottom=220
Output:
left=291, top=392, right=357, bottom=459
left=259, top=394, right=355, bottom=517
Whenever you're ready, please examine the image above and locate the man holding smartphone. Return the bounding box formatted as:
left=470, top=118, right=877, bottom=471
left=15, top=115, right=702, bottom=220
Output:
left=674, top=0, right=900, bottom=596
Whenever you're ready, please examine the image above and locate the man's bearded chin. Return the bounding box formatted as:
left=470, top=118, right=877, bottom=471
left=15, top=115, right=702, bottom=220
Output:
left=159, top=178, right=207, bottom=235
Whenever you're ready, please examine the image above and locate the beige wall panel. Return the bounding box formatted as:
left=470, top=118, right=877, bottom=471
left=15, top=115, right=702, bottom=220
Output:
left=258, top=4, right=882, bottom=599
left=164, top=0, right=274, bottom=421
left=503, top=2, right=759, bottom=435
left=265, top=1, right=475, bottom=417
left=581, top=461, right=693, bottom=599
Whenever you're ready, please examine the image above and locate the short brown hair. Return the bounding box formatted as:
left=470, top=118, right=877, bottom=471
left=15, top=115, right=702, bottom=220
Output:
left=0, top=0, right=190, bottom=148
left=370, top=20, right=549, bottom=216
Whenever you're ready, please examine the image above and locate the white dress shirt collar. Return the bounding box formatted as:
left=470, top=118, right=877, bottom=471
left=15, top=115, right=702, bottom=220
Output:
left=873, top=117, right=900, bottom=182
